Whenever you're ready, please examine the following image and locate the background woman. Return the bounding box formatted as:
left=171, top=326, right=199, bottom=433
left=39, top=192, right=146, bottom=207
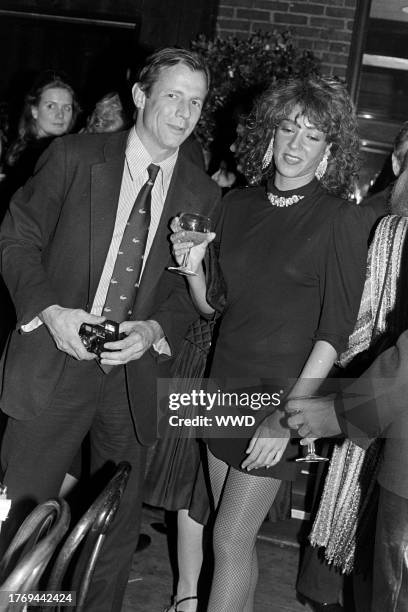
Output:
left=172, top=76, right=371, bottom=612
left=2, top=69, right=80, bottom=207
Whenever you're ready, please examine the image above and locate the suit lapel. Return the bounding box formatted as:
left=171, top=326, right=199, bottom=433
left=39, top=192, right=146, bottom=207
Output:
left=135, top=156, right=201, bottom=312
left=89, top=131, right=128, bottom=301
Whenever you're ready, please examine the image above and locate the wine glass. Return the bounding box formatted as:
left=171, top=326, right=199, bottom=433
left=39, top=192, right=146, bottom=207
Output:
left=168, top=212, right=212, bottom=276
left=289, top=395, right=329, bottom=463
left=296, top=439, right=329, bottom=463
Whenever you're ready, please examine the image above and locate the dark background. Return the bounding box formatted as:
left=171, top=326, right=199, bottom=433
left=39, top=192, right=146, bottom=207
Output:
left=0, top=0, right=219, bottom=122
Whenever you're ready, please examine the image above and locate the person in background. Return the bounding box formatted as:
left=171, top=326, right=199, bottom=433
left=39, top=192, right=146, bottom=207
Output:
left=361, top=120, right=408, bottom=218
left=287, top=336, right=408, bottom=611
left=1, top=69, right=80, bottom=210
left=171, top=75, right=373, bottom=612
left=0, top=47, right=220, bottom=612
left=82, top=91, right=130, bottom=134
left=288, top=149, right=408, bottom=612
left=296, top=151, right=408, bottom=612
left=290, top=347, right=408, bottom=612
left=294, top=122, right=408, bottom=612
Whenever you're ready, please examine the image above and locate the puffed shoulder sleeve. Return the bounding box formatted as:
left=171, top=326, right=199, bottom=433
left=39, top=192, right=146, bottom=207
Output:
left=315, top=203, right=371, bottom=354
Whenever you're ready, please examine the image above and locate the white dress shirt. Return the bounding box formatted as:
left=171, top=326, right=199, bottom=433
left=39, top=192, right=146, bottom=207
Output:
left=91, top=127, right=178, bottom=315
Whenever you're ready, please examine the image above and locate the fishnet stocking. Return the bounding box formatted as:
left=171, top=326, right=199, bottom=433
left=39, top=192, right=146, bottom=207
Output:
left=207, top=448, right=282, bottom=612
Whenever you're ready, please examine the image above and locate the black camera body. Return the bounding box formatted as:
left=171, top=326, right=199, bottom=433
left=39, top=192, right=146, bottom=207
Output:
left=79, top=320, right=122, bottom=357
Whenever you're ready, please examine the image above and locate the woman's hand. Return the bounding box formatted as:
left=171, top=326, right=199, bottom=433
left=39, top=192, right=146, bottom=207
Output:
left=241, top=410, right=290, bottom=472
left=170, top=216, right=215, bottom=274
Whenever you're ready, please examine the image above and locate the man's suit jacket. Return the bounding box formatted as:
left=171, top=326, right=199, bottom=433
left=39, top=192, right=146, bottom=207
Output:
left=335, top=329, right=408, bottom=498
left=0, top=130, right=220, bottom=445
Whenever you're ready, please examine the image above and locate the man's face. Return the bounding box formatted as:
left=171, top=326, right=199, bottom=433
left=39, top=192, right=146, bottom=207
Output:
left=133, top=63, right=207, bottom=162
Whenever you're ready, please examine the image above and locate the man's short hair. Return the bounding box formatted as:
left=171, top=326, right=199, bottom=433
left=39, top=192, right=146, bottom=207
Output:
left=138, top=47, right=210, bottom=95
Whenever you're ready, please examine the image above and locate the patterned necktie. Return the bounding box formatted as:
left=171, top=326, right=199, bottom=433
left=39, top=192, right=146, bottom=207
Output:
left=102, top=162, right=160, bottom=324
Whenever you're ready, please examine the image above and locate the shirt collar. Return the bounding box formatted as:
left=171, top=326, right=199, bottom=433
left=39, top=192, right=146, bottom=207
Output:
left=125, top=127, right=178, bottom=193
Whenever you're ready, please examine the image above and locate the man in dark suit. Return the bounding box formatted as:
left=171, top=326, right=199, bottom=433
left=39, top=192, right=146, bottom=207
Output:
left=0, top=48, right=220, bottom=611
left=286, top=334, right=408, bottom=612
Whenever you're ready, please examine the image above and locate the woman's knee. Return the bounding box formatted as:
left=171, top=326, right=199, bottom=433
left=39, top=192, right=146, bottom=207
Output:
left=213, top=519, right=255, bottom=560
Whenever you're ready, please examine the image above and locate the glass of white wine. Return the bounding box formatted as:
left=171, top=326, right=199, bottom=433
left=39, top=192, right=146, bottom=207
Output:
left=168, top=212, right=212, bottom=276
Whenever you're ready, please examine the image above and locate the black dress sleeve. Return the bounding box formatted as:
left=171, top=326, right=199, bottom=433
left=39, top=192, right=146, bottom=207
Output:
left=204, top=193, right=231, bottom=314
left=315, top=203, right=370, bottom=354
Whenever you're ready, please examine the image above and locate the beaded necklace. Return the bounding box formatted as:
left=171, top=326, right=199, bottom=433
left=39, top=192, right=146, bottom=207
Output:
left=267, top=193, right=304, bottom=207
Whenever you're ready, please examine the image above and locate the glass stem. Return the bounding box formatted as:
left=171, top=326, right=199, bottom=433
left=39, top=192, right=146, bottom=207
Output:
left=307, top=441, right=316, bottom=455
left=181, top=247, right=191, bottom=268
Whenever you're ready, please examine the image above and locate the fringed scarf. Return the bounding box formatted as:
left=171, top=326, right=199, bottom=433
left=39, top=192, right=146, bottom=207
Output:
left=309, top=214, right=408, bottom=574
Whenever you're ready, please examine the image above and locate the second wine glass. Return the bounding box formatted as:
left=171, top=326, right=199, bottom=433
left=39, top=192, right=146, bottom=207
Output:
left=289, top=395, right=330, bottom=463
left=295, top=439, right=329, bottom=463
left=168, top=212, right=212, bottom=276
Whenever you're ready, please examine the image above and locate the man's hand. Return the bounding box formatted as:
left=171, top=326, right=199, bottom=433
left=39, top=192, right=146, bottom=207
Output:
left=241, top=410, right=290, bottom=471
left=40, top=305, right=105, bottom=360
left=286, top=396, right=342, bottom=441
left=100, top=320, right=163, bottom=366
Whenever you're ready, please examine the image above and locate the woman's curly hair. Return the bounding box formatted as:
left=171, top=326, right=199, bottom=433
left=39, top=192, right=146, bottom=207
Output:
left=237, top=75, right=360, bottom=199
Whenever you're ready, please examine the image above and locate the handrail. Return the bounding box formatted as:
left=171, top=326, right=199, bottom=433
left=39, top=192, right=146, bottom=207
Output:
left=0, top=9, right=138, bottom=29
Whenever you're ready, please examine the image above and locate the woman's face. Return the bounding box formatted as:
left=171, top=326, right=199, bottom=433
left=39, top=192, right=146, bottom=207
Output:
left=273, top=105, right=330, bottom=189
left=31, top=87, right=73, bottom=138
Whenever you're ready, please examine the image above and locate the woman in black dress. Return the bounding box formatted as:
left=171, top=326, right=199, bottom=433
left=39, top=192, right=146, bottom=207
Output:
left=172, top=76, right=368, bottom=612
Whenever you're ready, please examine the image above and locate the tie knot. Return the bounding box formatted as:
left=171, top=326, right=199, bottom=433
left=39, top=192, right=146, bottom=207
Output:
left=147, top=163, right=160, bottom=185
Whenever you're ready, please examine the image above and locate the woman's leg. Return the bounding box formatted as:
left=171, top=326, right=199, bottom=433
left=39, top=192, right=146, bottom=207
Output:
left=207, top=449, right=281, bottom=612
left=59, top=446, right=83, bottom=497
left=170, top=509, right=203, bottom=612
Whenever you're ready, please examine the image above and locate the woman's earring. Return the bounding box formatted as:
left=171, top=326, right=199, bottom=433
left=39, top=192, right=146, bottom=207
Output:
left=262, top=135, right=274, bottom=170
left=315, top=151, right=329, bottom=180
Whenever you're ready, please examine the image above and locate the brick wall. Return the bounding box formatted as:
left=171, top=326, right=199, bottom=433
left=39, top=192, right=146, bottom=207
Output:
left=216, top=0, right=358, bottom=78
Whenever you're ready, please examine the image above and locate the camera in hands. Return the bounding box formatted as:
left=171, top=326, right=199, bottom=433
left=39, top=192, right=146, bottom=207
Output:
left=79, top=320, right=123, bottom=357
